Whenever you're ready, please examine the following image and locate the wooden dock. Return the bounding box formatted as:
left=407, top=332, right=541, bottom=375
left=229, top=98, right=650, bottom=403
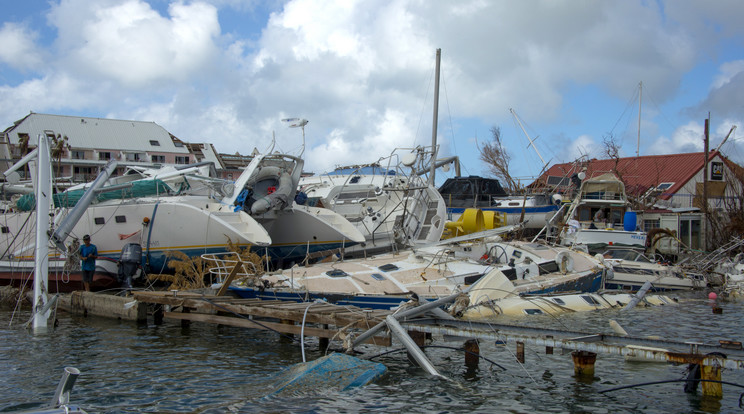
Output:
left=131, top=291, right=393, bottom=346
left=59, top=289, right=744, bottom=398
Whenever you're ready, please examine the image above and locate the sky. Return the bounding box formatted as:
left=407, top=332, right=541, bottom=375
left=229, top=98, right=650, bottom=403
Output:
left=1, top=0, right=743, bottom=186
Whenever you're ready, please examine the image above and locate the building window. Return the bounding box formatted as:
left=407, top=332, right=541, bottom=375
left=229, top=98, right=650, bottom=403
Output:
left=174, top=141, right=184, bottom=148
left=643, top=219, right=660, bottom=232
left=175, top=156, right=189, bottom=164
left=149, top=140, right=160, bottom=146
left=125, top=153, right=143, bottom=162
left=74, top=166, right=93, bottom=175
left=99, top=152, right=111, bottom=160
left=152, top=155, right=166, bottom=163
left=71, top=150, right=86, bottom=160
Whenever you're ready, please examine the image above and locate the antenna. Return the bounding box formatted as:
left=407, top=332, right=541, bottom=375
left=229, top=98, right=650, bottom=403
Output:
left=282, top=118, right=308, bottom=157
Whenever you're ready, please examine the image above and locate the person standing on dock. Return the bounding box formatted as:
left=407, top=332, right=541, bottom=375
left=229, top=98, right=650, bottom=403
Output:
left=79, top=234, right=97, bottom=292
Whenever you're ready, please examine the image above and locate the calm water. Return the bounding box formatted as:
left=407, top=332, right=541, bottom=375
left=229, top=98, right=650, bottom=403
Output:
left=1, top=292, right=743, bottom=413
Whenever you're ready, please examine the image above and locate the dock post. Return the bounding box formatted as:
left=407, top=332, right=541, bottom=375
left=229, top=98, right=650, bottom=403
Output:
left=153, top=304, right=164, bottom=325
left=181, top=308, right=191, bottom=328
left=701, top=359, right=723, bottom=398
left=319, top=324, right=329, bottom=351
left=464, top=339, right=479, bottom=369
left=516, top=341, right=525, bottom=363
left=280, top=319, right=295, bottom=342
left=571, top=350, right=597, bottom=377
left=546, top=335, right=553, bottom=355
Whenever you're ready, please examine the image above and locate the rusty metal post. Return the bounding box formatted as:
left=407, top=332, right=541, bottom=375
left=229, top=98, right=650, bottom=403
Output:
left=516, top=341, right=525, bottom=363
left=701, top=361, right=723, bottom=398
left=572, top=350, right=597, bottom=377
left=546, top=335, right=553, bottom=354
left=464, top=339, right=480, bottom=369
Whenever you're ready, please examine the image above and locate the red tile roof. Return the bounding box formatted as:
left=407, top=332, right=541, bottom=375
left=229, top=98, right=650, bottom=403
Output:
left=536, top=151, right=726, bottom=200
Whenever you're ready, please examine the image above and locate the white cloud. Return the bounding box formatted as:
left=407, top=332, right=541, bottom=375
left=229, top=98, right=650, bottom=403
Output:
left=712, top=60, right=744, bottom=89
left=647, top=121, right=704, bottom=155
left=0, top=22, right=43, bottom=70
left=1, top=0, right=744, bottom=179
left=49, top=0, right=221, bottom=87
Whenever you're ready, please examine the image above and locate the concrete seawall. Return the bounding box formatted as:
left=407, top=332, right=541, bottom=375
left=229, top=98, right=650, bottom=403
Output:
left=58, top=291, right=147, bottom=322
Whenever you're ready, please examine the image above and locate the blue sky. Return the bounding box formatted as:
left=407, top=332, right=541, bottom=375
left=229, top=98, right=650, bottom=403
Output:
left=1, top=0, right=743, bottom=185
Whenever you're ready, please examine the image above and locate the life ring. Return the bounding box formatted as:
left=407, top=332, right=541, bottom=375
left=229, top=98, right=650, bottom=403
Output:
left=555, top=251, right=575, bottom=274
left=246, top=166, right=295, bottom=215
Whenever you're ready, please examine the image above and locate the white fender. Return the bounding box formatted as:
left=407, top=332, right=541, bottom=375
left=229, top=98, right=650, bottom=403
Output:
left=555, top=251, right=575, bottom=274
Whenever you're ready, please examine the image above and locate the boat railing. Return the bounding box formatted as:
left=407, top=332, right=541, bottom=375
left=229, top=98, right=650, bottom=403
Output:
left=201, top=251, right=259, bottom=282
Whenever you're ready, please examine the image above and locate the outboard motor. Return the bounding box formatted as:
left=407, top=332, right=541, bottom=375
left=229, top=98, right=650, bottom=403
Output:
left=118, top=243, right=142, bottom=292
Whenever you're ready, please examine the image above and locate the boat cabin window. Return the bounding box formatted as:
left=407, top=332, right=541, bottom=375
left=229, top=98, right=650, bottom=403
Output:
left=523, top=309, right=544, bottom=315
left=1, top=226, right=8, bottom=234
left=326, top=269, right=349, bottom=277
left=578, top=208, right=592, bottom=222
left=94, top=217, right=105, bottom=225
left=378, top=264, right=399, bottom=272
left=580, top=295, right=600, bottom=305
left=551, top=298, right=566, bottom=305
left=371, top=273, right=385, bottom=281
left=115, top=215, right=126, bottom=223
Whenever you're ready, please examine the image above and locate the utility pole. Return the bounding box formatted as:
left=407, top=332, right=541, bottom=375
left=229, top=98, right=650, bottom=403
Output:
left=703, top=115, right=710, bottom=217
left=637, top=81, right=642, bottom=157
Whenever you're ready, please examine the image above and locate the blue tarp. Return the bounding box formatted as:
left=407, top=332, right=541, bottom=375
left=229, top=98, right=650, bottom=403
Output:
left=268, top=353, right=387, bottom=395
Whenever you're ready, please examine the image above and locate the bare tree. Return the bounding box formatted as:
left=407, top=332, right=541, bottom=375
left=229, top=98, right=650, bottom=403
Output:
left=479, top=126, right=519, bottom=193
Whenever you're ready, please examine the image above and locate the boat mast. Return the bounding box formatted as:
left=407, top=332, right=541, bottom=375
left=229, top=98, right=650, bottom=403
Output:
left=32, top=134, right=52, bottom=332
left=636, top=81, right=642, bottom=157
left=429, top=48, right=441, bottom=185
left=510, top=108, right=547, bottom=169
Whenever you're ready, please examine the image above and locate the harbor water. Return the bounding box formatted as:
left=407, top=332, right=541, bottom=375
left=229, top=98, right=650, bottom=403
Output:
left=1, top=292, right=743, bottom=413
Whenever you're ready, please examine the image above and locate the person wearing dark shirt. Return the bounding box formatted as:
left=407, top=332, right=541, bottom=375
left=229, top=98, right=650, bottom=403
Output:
left=79, top=234, right=98, bottom=292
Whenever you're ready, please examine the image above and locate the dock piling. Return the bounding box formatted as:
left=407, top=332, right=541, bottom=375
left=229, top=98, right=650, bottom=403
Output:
left=464, top=339, right=479, bottom=369
left=516, top=341, right=525, bottom=363
left=571, top=350, right=597, bottom=377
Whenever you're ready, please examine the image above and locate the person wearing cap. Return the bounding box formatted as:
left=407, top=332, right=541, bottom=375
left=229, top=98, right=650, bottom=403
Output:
left=79, top=235, right=98, bottom=292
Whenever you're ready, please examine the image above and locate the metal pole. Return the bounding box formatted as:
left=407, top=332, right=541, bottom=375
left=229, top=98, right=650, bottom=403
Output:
left=637, top=81, right=642, bottom=157
left=429, top=48, right=441, bottom=186
left=385, top=315, right=445, bottom=378
left=352, top=290, right=463, bottom=348
left=33, top=134, right=52, bottom=332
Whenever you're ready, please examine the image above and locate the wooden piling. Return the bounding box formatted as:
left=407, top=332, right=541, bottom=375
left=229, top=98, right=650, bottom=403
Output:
left=181, top=307, right=191, bottom=328
left=153, top=304, right=164, bottom=325
left=571, top=350, right=597, bottom=377
left=319, top=324, right=329, bottom=351
left=464, top=339, right=479, bottom=369
left=279, top=319, right=295, bottom=342
left=516, top=341, right=525, bottom=363
left=546, top=335, right=553, bottom=354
